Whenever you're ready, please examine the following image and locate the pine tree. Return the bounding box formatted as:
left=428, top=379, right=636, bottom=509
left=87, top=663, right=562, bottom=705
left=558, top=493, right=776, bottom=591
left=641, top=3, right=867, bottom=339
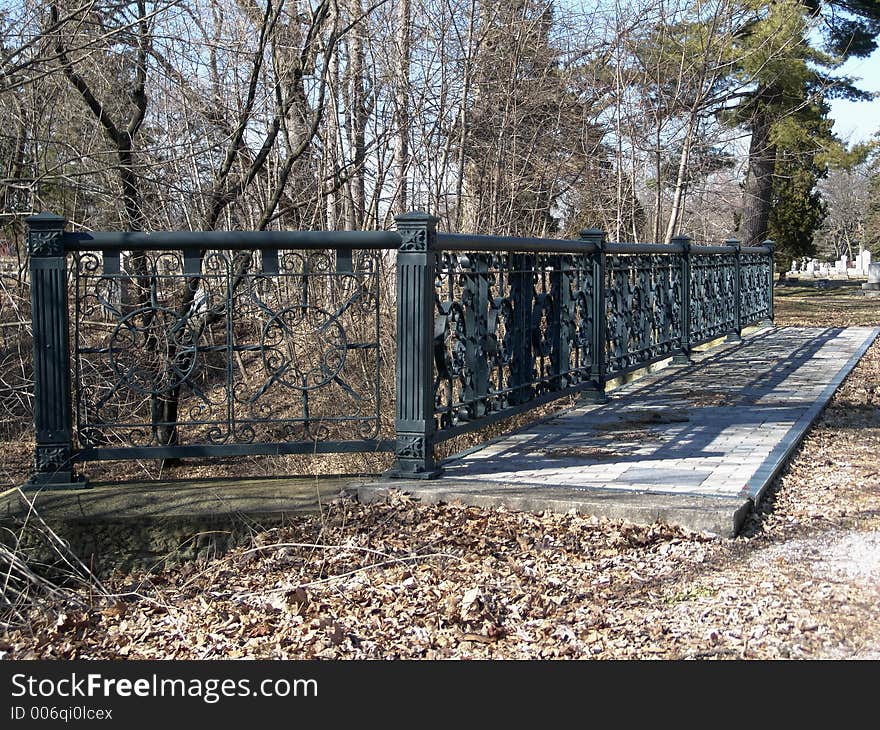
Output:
left=734, top=0, right=880, bottom=245
left=765, top=98, right=838, bottom=268
left=768, top=148, right=827, bottom=269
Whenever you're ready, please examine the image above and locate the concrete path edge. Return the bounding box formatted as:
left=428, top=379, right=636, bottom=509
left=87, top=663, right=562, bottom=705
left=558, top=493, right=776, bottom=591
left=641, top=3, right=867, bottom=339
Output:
left=741, top=326, right=879, bottom=504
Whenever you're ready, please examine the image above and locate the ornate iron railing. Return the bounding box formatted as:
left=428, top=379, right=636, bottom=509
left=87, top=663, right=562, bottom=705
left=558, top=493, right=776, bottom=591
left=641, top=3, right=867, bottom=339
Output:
left=73, top=247, right=386, bottom=454
left=740, top=250, right=774, bottom=324
left=25, top=214, right=398, bottom=487
left=604, top=244, right=685, bottom=375
left=386, top=214, right=773, bottom=477
left=24, top=212, right=773, bottom=487
left=432, top=244, right=596, bottom=437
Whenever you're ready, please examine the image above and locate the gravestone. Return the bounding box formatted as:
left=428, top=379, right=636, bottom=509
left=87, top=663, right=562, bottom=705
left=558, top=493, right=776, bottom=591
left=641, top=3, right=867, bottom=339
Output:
left=805, top=260, right=816, bottom=276
left=863, top=263, right=880, bottom=296
left=859, top=250, right=872, bottom=275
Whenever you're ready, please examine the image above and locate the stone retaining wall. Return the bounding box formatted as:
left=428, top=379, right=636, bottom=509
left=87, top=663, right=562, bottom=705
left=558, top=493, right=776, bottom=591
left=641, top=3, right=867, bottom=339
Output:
left=2, top=512, right=287, bottom=577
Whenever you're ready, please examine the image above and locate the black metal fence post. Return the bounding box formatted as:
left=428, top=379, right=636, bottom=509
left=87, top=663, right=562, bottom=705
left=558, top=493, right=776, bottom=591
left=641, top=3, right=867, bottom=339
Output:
left=387, top=212, right=442, bottom=478
left=580, top=228, right=607, bottom=403
left=764, top=239, right=775, bottom=323
left=726, top=236, right=742, bottom=342
left=672, top=234, right=692, bottom=363
left=25, top=212, right=83, bottom=490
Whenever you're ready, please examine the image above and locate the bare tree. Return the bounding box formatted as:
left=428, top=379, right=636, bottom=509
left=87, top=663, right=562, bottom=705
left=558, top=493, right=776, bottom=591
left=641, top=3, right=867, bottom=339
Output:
left=815, top=163, right=872, bottom=259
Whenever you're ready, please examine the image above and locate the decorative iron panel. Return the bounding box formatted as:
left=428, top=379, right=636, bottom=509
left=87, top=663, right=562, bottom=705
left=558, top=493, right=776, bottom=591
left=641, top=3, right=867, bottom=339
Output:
left=605, top=254, right=683, bottom=375
left=689, top=253, right=737, bottom=344
left=432, top=251, right=594, bottom=435
left=740, top=253, right=772, bottom=325
left=72, top=248, right=384, bottom=451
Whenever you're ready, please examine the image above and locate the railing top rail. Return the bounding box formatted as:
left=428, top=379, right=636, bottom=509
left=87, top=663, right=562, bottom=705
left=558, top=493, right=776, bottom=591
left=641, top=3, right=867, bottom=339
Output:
left=606, top=242, right=684, bottom=255
left=436, top=232, right=597, bottom=255
left=62, top=231, right=771, bottom=256
left=690, top=244, right=738, bottom=255
left=62, top=229, right=403, bottom=252
left=606, top=242, right=751, bottom=255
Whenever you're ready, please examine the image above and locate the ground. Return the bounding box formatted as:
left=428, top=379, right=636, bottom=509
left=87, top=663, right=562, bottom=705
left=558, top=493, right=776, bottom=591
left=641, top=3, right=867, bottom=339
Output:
left=1, top=280, right=879, bottom=659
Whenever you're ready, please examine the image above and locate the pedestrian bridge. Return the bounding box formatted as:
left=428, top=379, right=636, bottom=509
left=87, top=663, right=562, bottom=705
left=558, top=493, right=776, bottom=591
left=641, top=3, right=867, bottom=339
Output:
left=4, top=325, right=874, bottom=541
left=22, top=211, right=774, bottom=493
left=18, top=212, right=880, bottom=538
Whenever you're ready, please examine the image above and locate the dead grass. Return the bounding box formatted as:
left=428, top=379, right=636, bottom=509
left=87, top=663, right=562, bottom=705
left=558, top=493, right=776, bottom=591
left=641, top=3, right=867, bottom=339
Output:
left=774, top=281, right=879, bottom=328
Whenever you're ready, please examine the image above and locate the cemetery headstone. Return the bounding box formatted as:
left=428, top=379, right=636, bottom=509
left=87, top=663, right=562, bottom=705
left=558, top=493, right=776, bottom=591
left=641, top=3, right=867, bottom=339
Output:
left=863, top=262, right=880, bottom=294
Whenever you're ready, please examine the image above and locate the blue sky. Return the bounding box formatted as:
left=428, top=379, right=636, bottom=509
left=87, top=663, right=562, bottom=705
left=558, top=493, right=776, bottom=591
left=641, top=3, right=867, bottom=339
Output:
left=827, top=47, right=880, bottom=145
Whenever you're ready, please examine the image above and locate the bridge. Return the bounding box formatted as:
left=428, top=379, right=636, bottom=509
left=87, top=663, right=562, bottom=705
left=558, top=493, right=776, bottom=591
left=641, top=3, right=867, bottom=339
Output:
left=10, top=211, right=875, bottom=541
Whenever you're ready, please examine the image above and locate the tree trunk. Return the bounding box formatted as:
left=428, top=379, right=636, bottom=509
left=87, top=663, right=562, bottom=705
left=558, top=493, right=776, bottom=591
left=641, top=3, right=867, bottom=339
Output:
left=740, top=103, right=776, bottom=246
left=663, top=125, right=692, bottom=244
left=325, top=21, right=341, bottom=229
left=346, top=0, right=366, bottom=228
left=393, top=0, right=410, bottom=217
left=453, top=1, right=477, bottom=229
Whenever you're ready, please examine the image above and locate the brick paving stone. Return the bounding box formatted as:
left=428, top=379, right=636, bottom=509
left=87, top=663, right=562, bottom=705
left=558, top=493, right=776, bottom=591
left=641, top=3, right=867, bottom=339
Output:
left=439, top=326, right=879, bottom=508
left=360, top=326, right=877, bottom=535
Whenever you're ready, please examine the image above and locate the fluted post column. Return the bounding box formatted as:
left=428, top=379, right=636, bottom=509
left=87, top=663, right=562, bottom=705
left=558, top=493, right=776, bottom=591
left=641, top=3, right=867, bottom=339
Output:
left=387, top=212, right=442, bottom=478
left=25, top=213, right=84, bottom=489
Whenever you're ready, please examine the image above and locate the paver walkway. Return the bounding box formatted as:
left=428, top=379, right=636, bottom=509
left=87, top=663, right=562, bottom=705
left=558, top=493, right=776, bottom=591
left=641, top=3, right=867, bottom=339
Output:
left=360, top=326, right=879, bottom=536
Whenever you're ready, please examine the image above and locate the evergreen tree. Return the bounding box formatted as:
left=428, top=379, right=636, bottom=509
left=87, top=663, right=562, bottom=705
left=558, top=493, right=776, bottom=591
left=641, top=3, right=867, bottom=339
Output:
left=734, top=0, right=880, bottom=245
left=766, top=99, right=837, bottom=268
left=768, top=148, right=827, bottom=270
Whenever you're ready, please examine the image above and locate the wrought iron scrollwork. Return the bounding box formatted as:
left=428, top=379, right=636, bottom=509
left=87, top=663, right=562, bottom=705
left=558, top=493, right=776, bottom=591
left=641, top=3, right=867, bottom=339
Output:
left=689, top=253, right=737, bottom=344
left=394, top=434, right=426, bottom=460
left=261, top=305, right=348, bottom=391
left=740, top=252, right=772, bottom=325
left=29, top=230, right=65, bottom=257
left=605, top=254, right=682, bottom=375
left=34, top=445, right=72, bottom=472
left=73, top=247, right=384, bottom=449
left=108, top=305, right=199, bottom=394
left=399, top=228, right=428, bottom=252
left=432, top=250, right=594, bottom=436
